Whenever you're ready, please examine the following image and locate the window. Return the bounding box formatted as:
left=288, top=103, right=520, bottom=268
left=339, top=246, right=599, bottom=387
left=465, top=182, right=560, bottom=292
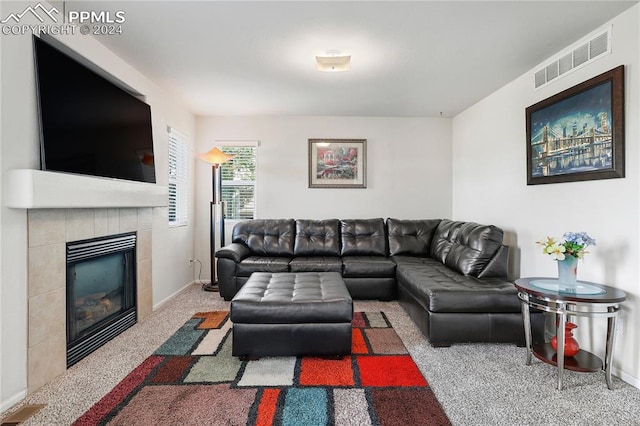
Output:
left=168, top=128, right=189, bottom=227
left=220, top=144, right=257, bottom=220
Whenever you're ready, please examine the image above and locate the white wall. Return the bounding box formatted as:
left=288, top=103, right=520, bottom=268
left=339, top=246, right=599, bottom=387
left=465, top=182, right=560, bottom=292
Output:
left=452, top=5, right=640, bottom=386
left=194, top=116, right=452, bottom=278
left=0, top=2, right=196, bottom=408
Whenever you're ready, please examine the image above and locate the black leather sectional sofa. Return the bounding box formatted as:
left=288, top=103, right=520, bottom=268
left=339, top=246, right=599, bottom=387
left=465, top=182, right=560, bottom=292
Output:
left=215, top=218, right=544, bottom=346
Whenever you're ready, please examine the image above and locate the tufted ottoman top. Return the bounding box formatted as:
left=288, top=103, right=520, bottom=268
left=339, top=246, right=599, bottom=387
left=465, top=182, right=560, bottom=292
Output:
left=230, top=272, right=353, bottom=324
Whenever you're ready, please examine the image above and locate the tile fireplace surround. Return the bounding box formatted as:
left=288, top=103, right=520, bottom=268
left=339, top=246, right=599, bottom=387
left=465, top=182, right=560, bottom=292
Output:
left=27, top=208, right=153, bottom=394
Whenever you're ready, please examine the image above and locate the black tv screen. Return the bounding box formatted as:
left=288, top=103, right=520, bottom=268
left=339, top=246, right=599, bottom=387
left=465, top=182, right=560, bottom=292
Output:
left=33, top=36, right=155, bottom=183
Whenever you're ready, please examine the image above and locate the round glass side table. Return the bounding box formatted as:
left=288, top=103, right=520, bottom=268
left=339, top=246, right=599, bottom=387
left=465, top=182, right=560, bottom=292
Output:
left=514, top=277, right=626, bottom=390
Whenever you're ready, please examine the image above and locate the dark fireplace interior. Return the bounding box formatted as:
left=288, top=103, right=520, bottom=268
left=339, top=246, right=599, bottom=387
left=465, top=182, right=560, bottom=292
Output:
left=67, top=232, right=137, bottom=367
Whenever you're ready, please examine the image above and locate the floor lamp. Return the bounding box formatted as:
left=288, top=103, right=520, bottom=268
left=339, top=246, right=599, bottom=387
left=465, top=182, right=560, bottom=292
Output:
left=197, top=147, right=235, bottom=292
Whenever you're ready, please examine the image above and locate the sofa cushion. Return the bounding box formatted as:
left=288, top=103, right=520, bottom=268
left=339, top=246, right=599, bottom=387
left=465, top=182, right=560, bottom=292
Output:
left=391, top=255, right=432, bottom=265
left=230, top=272, right=352, bottom=324
left=233, top=219, right=295, bottom=257
left=236, top=256, right=291, bottom=277
left=340, top=218, right=387, bottom=256
left=342, top=256, right=396, bottom=278
left=294, top=219, right=341, bottom=256
left=396, top=260, right=521, bottom=313
left=430, top=220, right=503, bottom=276
left=387, top=218, right=441, bottom=257
left=289, top=256, right=342, bottom=273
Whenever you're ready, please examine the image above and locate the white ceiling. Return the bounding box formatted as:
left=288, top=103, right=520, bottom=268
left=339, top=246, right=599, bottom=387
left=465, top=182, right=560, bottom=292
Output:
left=72, top=1, right=638, bottom=117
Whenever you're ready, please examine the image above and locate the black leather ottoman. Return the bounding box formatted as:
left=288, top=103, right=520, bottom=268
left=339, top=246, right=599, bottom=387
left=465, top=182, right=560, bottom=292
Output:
left=230, top=272, right=353, bottom=357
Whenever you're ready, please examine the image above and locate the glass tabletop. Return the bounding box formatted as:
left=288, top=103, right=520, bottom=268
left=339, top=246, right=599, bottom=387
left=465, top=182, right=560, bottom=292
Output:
left=529, top=279, right=606, bottom=295
left=515, top=277, right=626, bottom=303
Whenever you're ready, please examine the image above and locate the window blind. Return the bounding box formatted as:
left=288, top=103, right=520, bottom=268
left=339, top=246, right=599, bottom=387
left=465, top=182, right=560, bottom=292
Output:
left=168, top=129, right=189, bottom=227
left=220, top=146, right=257, bottom=220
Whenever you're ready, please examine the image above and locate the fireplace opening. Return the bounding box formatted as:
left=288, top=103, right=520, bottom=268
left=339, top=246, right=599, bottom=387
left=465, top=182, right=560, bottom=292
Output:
left=67, top=232, right=137, bottom=367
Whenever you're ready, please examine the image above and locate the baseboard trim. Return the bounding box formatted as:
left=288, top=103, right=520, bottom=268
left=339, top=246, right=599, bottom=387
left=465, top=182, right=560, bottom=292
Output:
left=152, top=281, right=198, bottom=311
left=1, top=389, right=27, bottom=415
left=613, top=366, right=640, bottom=390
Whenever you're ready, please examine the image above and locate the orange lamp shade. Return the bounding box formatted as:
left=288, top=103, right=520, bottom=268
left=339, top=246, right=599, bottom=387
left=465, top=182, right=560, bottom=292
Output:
left=196, top=147, right=235, bottom=165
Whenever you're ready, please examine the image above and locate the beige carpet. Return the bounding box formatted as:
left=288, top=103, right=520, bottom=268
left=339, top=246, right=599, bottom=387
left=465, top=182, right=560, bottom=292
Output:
left=3, top=283, right=640, bottom=425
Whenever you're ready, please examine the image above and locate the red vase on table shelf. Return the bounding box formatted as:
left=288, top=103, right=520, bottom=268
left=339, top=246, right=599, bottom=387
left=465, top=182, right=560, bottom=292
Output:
left=551, top=322, right=580, bottom=357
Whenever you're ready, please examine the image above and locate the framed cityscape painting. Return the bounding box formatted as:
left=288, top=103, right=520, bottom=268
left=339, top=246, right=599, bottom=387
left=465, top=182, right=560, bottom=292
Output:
left=308, top=139, right=366, bottom=188
left=526, top=65, right=624, bottom=185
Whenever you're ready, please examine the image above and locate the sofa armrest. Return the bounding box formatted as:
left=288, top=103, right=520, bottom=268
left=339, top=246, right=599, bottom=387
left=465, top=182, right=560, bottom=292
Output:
left=216, top=243, right=251, bottom=263
left=477, top=244, right=509, bottom=279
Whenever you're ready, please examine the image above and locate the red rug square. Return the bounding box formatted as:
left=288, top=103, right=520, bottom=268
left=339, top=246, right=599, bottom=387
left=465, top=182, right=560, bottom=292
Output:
left=352, top=328, right=368, bottom=354
left=352, top=311, right=366, bottom=327
left=255, top=388, right=280, bottom=426
left=150, top=356, right=193, bottom=384
left=299, top=357, right=355, bottom=386
left=357, top=355, right=427, bottom=387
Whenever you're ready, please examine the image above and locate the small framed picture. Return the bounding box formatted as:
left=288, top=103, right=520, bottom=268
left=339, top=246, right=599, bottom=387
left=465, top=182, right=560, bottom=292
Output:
left=308, top=139, right=367, bottom=188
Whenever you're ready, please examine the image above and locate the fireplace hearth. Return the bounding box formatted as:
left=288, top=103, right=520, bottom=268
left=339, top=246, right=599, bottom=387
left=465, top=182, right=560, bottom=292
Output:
left=66, top=232, right=137, bottom=367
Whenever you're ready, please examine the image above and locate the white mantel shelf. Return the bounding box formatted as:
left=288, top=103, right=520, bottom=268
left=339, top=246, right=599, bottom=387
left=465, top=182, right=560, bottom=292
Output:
left=5, top=169, right=168, bottom=209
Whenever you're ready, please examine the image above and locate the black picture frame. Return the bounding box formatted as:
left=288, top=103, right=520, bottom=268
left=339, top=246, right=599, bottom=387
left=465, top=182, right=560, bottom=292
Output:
left=526, top=65, right=624, bottom=185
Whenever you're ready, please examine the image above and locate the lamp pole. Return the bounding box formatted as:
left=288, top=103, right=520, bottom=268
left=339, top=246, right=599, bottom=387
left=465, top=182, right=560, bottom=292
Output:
left=196, top=147, right=235, bottom=292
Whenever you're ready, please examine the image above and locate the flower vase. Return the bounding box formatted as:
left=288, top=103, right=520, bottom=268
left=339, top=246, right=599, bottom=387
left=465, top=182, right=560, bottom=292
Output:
left=551, top=322, right=580, bottom=357
left=557, top=256, right=578, bottom=285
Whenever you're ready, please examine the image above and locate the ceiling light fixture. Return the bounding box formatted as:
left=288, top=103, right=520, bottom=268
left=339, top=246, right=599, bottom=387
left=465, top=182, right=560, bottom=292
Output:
left=315, top=50, right=351, bottom=72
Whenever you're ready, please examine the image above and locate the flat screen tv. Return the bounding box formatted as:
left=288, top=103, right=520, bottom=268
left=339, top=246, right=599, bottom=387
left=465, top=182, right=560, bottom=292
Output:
left=33, top=35, right=155, bottom=184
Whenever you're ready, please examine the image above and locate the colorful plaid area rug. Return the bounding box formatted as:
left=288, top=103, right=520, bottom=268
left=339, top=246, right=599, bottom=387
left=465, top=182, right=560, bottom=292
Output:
left=73, top=311, right=451, bottom=426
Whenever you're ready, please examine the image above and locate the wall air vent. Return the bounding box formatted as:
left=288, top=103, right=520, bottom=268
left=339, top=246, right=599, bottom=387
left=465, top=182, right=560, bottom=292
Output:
left=534, top=26, right=611, bottom=89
